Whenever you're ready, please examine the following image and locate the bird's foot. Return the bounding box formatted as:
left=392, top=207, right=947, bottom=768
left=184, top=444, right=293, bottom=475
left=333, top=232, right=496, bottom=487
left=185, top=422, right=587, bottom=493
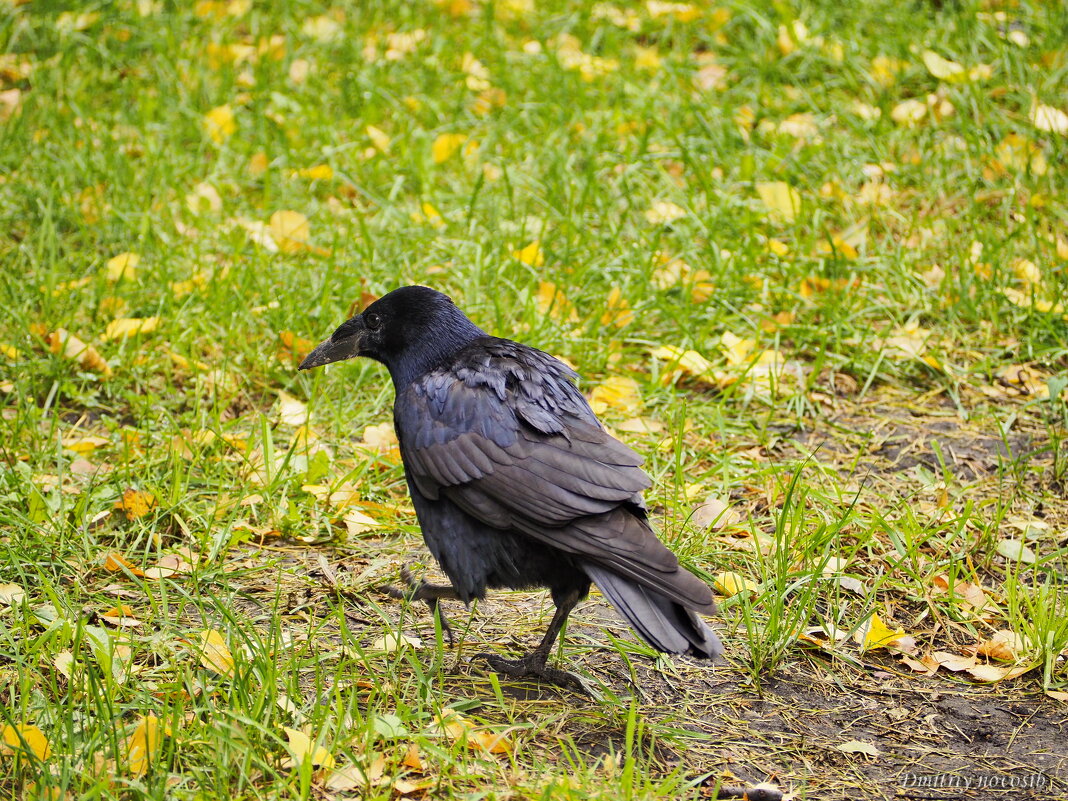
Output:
left=379, top=566, right=458, bottom=644
left=476, top=651, right=590, bottom=695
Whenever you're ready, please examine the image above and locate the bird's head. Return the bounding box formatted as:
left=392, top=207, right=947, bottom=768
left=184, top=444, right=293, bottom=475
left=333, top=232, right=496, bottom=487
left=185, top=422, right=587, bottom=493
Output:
left=299, top=285, right=485, bottom=385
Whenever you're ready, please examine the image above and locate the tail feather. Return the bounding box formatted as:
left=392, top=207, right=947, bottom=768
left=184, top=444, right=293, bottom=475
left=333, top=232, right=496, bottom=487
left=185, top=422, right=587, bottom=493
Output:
left=583, top=563, right=723, bottom=659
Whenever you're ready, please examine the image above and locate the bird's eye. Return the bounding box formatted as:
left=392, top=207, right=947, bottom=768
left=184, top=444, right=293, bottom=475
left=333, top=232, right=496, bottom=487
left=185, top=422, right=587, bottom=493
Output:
left=364, top=312, right=382, bottom=331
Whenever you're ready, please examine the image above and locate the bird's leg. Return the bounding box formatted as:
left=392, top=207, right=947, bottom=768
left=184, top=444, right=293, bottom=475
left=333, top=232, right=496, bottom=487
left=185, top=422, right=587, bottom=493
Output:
left=379, top=566, right=460, bottom=644
left=476, top=589, right=588, bottom=693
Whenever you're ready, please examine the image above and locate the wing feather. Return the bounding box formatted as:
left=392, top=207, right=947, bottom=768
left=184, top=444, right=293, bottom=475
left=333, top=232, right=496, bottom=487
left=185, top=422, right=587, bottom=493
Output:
left=394, top=337, right=713, bottom=611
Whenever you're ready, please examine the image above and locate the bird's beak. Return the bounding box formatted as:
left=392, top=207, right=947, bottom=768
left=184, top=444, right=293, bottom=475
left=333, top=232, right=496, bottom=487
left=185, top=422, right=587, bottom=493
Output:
left=298, top=324, right=366, bottom=371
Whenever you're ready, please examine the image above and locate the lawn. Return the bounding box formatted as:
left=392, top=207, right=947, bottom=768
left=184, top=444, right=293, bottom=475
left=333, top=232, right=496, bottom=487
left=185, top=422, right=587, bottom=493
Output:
left=1, top=0, right=1067, bottom=798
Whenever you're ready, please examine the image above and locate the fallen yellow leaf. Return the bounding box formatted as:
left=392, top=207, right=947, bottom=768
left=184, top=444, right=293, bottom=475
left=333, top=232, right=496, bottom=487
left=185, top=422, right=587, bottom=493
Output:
left=47, top=329, right=111, bottom=376
left=103, top=552, right=145, bottom=576
left=297, top=164, right=333, bottom=180
left=62, top=435, right=110, bottom=454
left=1, top=724, right=51, bottom=761
left=114, top=489, right=157, bottom=520
left=283, top=727, right=335, bottom=769
left=196, top=629, right=235, bottom=676
left=203, top=104, right=236, bottom=143
left=186, top=182, right=223, bottom=214
left=434, top=711, right=512, bottom=754
left=647, top=1, right=701, bottom=23
left=965, top=663, right=1032, bottom=683
left=650, top=345, right=716, bottom=385
left=106, top=252, right=140, bottom=281
left=0, top=583, right=26, bottom=604
left=713, top=571, right=755, bottom=597
left=600, top=287, right=634, bottom=328
left=836, top=740, right=879, bottom=757
left=269, top=210, right=310, bottom=254
left=275, top=390, right=309, bottom=426
left=890, top=98, right=927, bottom=127
left=103, top=317, right=160, bottom=341
left=370, top=632, right=421, bottom=652
left=432, top=132, right=467, bottom=163
left=511, top=240, right=544, bottom=267
left=343, top=508, right=380, bottom=536
left=588, top=376, right=642, bottom=415
left=124, top=715, right=161, bottom=778
left=366, top=124, right=391, bottom=153
left=1030, top=101, right=1068, bottom=136
left=921, top=50, right=968, bottom=82
left=248, top=151, right=269, bottom=175
left=644, top=199, right=687, bottom=225
left=855, top=612, right=908, bottom=651
left=755, top=181, right=800, bottom=223
left=534, top=282, right=577, bottom=321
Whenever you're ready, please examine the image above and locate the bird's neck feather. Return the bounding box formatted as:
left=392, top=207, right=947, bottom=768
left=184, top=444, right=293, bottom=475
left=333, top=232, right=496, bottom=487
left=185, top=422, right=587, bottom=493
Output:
left=386, top=315, right=485, bottom=388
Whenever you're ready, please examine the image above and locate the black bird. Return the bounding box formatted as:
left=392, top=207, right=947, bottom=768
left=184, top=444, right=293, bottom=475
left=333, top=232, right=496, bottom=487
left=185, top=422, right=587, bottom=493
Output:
left=299, top=286, right=722, bottom=688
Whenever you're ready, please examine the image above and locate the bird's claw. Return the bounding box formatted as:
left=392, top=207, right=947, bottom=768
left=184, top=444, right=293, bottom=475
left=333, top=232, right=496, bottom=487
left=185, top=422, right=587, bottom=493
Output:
left=379, top=566, right=457, bottom=644
left=476, top=652, right=590, bottom=695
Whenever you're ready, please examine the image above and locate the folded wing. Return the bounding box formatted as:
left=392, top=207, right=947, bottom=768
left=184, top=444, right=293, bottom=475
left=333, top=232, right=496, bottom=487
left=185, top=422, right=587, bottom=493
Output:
left=395, top=338, right=715, bottom=614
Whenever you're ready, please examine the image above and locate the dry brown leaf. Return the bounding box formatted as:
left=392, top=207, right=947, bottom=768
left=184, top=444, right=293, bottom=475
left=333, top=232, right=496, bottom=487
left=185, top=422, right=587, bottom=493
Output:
left=836, top=740, right=879, bottom=757
left=965, top=663, right=1032, bottom=682
left=343, top=508, right=380, bottom=536
left=691, top=497, right=739, bottom=530
left=278, top=330, right=315, bottom=364
left=394, top=777, right=435, bottom=795
left=931, top=575, right=989, bottom=610
left=370, top=632, right=421, bottom=653
left=325, top=755, right=386, bottom=791
left=900, top=653, right=939, bottom=675
left=401, top=742, right=424, bottom=771
left=143, top=554, right=194, bottom=579
left=100, top=604, right=140, bottom=627
left=932, top=650, right=977, bottom=672
left=973, top=630, right=1025, bottom=662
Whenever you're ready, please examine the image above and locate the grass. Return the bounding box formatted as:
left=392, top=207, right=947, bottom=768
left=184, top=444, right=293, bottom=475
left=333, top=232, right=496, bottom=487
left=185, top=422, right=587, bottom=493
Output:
left=2, top=0, right=1067, bottom=798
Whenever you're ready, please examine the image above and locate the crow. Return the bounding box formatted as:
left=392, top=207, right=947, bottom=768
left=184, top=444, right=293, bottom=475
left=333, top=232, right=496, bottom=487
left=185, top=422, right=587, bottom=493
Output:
left=299, top=286, right=722, bottom=689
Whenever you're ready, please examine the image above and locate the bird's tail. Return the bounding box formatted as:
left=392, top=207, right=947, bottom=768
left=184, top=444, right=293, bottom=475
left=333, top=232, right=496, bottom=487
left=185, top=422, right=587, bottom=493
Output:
left=582, top=563, right=723, bottom=659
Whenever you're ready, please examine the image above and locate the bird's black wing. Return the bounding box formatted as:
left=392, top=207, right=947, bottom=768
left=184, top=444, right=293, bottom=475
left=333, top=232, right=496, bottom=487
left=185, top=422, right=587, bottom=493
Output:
left=394, top=337, right=714, bottom=612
